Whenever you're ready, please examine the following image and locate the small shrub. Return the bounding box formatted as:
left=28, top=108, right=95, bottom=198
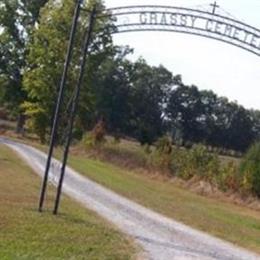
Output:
left=150, top=136, right=173, bottom=171
left=82, top=120, right=106, bottom=149
left=217, top=162, right=239, bottom=192
left=240, top=142, right=260, bottom=197
left=22, top=102, right=48, bottom=143
left=170, top=148, right=193, bottom=179
left=155, top=136, right=172, bottom=155
left=205, top=155, right=221, bottom=183
left=92, top=119, right=106, bottom=145
left=170, top=145, right=220, bottom=181
left=189, top=145, right=219, bottom=179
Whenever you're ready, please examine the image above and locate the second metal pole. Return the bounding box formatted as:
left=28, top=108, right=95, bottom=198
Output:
left=53, top=6, right=96, bottom=215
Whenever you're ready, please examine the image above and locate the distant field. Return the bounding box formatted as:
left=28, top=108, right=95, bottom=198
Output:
left=0, top=144, right=137, bottom=259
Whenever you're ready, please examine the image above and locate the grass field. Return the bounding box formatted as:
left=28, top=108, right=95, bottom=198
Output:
left=1, top=135, right=260, bottom=254
left=0, top=144, right=137, bottom=259
left=66, top=153, right=260, bottom=254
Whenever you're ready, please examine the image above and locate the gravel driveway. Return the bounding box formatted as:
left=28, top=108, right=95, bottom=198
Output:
left=1, top=137, right=259, bottom=260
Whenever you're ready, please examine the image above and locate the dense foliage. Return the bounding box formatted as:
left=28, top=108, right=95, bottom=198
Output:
left=0, top=0, right=260, bottom=151
left=0, top=0, right=48, bottom=131
left=166, top=85, right=258, bottom=152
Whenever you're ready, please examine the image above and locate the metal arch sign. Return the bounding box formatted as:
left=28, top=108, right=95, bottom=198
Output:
left=105, top=5, right=260, bottom=57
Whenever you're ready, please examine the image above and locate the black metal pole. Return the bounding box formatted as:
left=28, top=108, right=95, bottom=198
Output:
left=38, top=0, right=82, bottom=212
left=53, top=6, right=96, bottom=215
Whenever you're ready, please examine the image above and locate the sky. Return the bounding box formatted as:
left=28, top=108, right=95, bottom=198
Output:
left=103, top=0, right=260, bottom=110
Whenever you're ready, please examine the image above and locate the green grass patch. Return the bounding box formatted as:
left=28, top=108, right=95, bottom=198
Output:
left=67, top=154, right=260, bottom=254
left=0, top=144, right=137, bottom=259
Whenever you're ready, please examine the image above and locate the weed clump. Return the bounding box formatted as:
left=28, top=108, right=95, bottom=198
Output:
left=170, top=144, right=220, bottom=181
left=217, top=162, right=240, bottom=192
left=150, top=136, right=173, bottom=171
left=83, top=120, right=106, bottom=148
left=240, top=142, right=260, bottom=197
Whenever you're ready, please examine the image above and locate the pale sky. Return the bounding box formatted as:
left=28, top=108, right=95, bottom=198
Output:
left=103, top=0, right=260, bottom=110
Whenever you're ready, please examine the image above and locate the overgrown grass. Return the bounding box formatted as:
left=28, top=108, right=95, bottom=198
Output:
left=80, top=135, right=148, bottom=170
left=81, top=137, right=256, bottom=196
left=0, top=144, right=137, bottom=259
left=66, top=153, right=260, bottom=254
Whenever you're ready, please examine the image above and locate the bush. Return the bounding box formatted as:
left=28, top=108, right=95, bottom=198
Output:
left=189, top=145, right=220, bottom=180
left=240, top=142, right=260, bottom=197
left=169, top=145, right=220, bottom=181
left=170, top=148, right=192, bottom=179
left=82, top=120, right=106, bottom=149
left=92, top=119, right=106, bottom=145
left=150, top=136, right=173, bottom=171
left=155, top=136, right=172, bottom=155
left=216, top=162, right=240, bottom=192
left=22, top=102, right=48, bottom=143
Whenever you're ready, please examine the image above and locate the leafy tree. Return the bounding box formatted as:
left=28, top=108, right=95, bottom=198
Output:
left=220, top=102, right=255, bottom=152
left=23, top=0, right=80, bottom=142
left=129, top=59, right=174, bottom=144
left=0, top=0, right=48, bottom=132
left=93, top=55, right=174, bottom=145
left=23, top=0, right=114, bottom=142
left=166, top=83, right=257, bottom=151
left=207, top=99, right=255, bottom=152
left=198, top=90, right=218, bottom=141
left=93, top=46, right=134, bottom=136
left=166, top=84, right=205, bottom=144
left=22, top=1, right=49, bottom=24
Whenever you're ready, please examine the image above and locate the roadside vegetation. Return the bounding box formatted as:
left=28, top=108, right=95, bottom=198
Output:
left=1, top=128, right=260, bottom=253
left=0, top=144, right=137, bottom=259
left=5, top=127, right=254, bottom=253
left=81, top=129, right=260, bottom=200
left=66, top=143, right=260, bottom=254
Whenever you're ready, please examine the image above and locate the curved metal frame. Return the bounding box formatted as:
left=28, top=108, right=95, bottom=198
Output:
left=103, top=5, right=260, bottom=57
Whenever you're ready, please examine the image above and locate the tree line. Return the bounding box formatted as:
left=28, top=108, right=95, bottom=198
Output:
left=0, top=0, right=260, bottom=152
